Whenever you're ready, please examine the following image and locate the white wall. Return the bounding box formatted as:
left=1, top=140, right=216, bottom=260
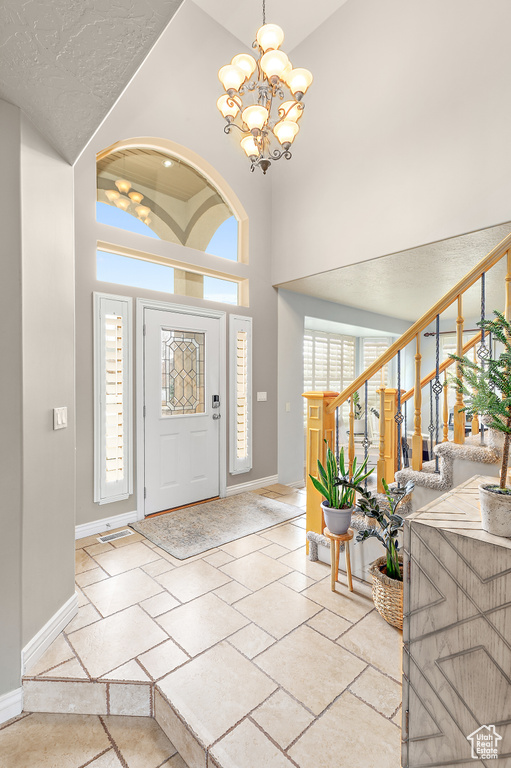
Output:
left=74, top=2, right=278, bottom=526
left=277, top=289, right=410, bottom=485
left=272, top=0, right=511, bottom=285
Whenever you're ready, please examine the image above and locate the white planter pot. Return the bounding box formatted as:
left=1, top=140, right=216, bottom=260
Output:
left=353, top=419, right=366, bottom=434
left=478, top=484, right=511, bottom=538
left=321, top=501, right=353, bottom=535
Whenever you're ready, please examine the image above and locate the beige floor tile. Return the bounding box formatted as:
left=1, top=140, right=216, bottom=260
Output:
left=220, top=534, right=271, bottom=558
left=101, top=659, right=151, bottom=682
left=76, top=534, right=103, bottom=549
left=306, top=608, right=352, bottom=640
left=212, top=580, right=251, bottom=604
left=25, top=633, right=75, bottom=676
left=155, top=692, right=207, bottom=768
left=290, top=517, right=307, bottom=528
left=289, top=691, right=401, bottom=768
left=67, top=605, right=167, bottom=679
left=83, top=568, right=163, bottom=617
left=259, top=491, right=280, bottom=498
left=235, top=582, right=321, bottom=639
left=264, top=483, right=295, bottom=495
left=392, top=705, right=403, bottom=727
left=211, top=719, right=294, bottom=768
left=276, top=493, right=306, bottom=508
left=277, top=549, right=329, bottom=580
left=167, top=754, right=189, bottom=768
left=109, top=531, right=145, bottom=547
left=85, top=542, right=115, bottom=556
left=157, top=593, right=249, bottom=656
left=203, top=550, right=235, bottom=567
left=23, top=680, right=107, bottom=715
left=88, top=750, right=124, bottom=767
left=251, top=487, right=274, bottom=494
left=76, top=588, right=89, bottom=608
left=227, top=623, right=276, bottom=659
left=155, top=560, right=231, bottom=603
left=93, top=542, right=161, bottom=576
left=65, top=603, right=102, bottom=634
left=141, top=591, right=180, bottom=617
left=278, top=571, right=316, bottom=592
left=40, top=657, right=88, bottom=680
left=252, top=689, right=314, bottom=748
left=103, top=715, right=177, bottom=768
left=142, top=558, right=175, bottom=578
left=158, top=642, right=277, bottom=746
left=337, top=610, right=403, bottom=682
left=255, top=625, right=366, bottom=715
left=76, top=550, right=98, bottom=574
left=220, top=551, right=293, bottom=591
left=75, top=567, right=110, bottom=588
left=301, top=578, right=374, bottom=623
left=260, top=524, right=306, bottom=550
left=108, top=683, right=151, bottom=716
left=349, top=665, right=402, bottom=718
left=260, top=543, right=290, bottom=559
left=138, top=639, right=189, bottom=680
left=0, top=712, right=110, bottom=768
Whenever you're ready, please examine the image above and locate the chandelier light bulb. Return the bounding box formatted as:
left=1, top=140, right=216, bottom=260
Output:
left=242, top=105, right=268, bottom=132
left=105, top=189, right=120, bottom=203
left=240, top=135, right=260, bottom=158
left=283, top=68, right=313, bottom=97
left=115, top=179, right=131, bottom=194
left=218, top=64, right=246, bottom=92
left=273, top=119, right=299, bottom=146
left=278, top=100, right=304, bottom=122
left=260, top=50, right=290, bottom=81
left=128, top=191, right=144, bottom=204
left=114, top=196, right=131, bottom=211
left=256, top=23, right=284, bottom=52
left=135, top=205, right=151, bottom=219
left=231, top=53, right=257, bottom=80
left=217, top=94, right=242, bottom=119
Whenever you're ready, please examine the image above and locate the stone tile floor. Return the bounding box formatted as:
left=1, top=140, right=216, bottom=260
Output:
left=2, top=484, right=403, bottom=768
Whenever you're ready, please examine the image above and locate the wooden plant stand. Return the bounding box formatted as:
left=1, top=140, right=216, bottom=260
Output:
left=324, top=527, right=354, bottom=592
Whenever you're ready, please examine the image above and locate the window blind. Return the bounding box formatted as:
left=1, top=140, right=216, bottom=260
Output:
left=362, top=337, right=392, bottom=408
left=303, top=331, right=356, bottom=421
left=230, top=315, right=252, bottom=474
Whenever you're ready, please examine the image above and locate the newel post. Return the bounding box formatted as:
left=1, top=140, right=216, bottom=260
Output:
left=303, top=391, right=339, bottom=544
left=377, top=388, right=403, bottom=491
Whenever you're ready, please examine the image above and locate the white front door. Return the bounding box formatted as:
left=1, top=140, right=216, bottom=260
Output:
left=143, top=308, right=221, bottom=515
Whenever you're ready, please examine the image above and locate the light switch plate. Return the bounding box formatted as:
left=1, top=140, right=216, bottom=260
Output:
left=256, top=392, right=267, bottom=402
left=53, top=407, right=68, bottom=430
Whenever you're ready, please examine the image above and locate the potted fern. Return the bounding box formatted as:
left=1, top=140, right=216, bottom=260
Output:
left=336, top=476, right=414, bottom=628
left=450, top=310, right=511, bottom=537
left=309, top=443, right=374, bottom=535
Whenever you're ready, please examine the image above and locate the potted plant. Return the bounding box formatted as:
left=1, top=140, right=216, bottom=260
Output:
left=309, top=443, right=374, bottom=535
left=450, top=310, right=511, bottom=537
left=336, top=476, right=414, bottom=629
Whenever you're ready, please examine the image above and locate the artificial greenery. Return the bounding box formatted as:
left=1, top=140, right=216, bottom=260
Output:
left=309, top=442, right=374, bottom=509
left=335, top=477, right=414, bottom=581
left=450, top=311, right=511, bottom=490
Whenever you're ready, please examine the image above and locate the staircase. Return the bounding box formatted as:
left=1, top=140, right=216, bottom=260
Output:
left=304, top=233, right=511, bottom=558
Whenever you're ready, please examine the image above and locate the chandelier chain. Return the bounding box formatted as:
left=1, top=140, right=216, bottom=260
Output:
left=263, top=0, right=266, bottom=25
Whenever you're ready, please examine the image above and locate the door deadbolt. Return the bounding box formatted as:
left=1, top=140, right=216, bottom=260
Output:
left=212, top=395, right=220, bottom=408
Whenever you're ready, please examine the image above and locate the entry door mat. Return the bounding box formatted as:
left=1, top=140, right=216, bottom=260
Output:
left=130, top=493, right=302, bottom=560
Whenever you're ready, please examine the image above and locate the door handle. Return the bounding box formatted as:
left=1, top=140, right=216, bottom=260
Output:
left=212, top=413, right=221, bottom=420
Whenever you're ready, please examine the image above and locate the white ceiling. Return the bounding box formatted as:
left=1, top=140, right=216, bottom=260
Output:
left=192, top=0, right=350, bottom=52
left=277, top=223, right=511, bottom=323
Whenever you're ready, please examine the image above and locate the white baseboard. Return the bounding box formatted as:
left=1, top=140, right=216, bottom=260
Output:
left=286, top=479, right=306, bottom=489
left=22, top=593, right=78, bottom=675
left=225, top=474, right=279, bottom=497
left=75, top=510, right=137, bottom=540
left=0, top=688, right=23, bottom=725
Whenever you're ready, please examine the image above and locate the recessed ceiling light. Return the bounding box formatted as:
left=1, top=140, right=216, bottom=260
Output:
left=162, top=159, right=173, bottom=168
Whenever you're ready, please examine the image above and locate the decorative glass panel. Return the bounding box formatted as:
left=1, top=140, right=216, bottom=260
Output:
left=161, top=330, right=205, bottom=416
left=230, top=315, right=252, bottom=474
left=105, top=313, right=124, bottom=482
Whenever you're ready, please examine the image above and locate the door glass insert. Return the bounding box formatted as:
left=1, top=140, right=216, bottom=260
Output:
left=161, top=329, right=205, bottom=416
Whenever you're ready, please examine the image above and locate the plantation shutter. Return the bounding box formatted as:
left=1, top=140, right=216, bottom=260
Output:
left=362, top=337, right=392, bottom=408
left=303, top=331, right=356, bottom=421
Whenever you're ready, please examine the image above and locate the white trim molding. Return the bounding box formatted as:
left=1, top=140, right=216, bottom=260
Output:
left=0, top=688, right=23, bottom=725
left=225, top=474, right=279, bottom=497
left=75, top=510, right=138, bottom=540
left=286, top=479, right=306, bottom=489
left=22, top=593, right=78, bottom=675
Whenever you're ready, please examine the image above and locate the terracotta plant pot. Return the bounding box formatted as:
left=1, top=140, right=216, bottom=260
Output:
left=479, top=484, right=511, bottom=538
left=321, top=501, right=353, bottom=535
left=369, top=555, right=403, bottom=629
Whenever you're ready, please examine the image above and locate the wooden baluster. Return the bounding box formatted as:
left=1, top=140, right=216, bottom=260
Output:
left=471, top=345, right=479, bottom=436
left=454, top=295, right=465, bottom=444
left=412, top=334, right=423, bottom=470
left=443, top=370, right=449, bottom=442
left=348, top=396, right=355, bottom=475
left=506, top=250, right=511, bottom=323
left=377, top=387, right=386, bottom=492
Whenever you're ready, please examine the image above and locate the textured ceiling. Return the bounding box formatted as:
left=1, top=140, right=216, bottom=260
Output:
left=192, top=0, right=350, bottom=52
left=0, top=0, right=184, bottom=163
left=276, top=223, right=511, bottom=322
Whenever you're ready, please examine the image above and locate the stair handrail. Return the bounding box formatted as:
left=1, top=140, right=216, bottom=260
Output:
left=326, top=232, right=511, bottom=414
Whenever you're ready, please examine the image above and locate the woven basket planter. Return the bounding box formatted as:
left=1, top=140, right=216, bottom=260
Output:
left=369, top=555, right=403, bottom=630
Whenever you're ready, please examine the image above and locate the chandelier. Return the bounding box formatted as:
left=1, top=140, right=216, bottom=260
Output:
left=217, top=1, right=313, bottom=174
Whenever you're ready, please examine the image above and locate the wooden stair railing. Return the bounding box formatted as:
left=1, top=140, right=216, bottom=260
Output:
left=304, top=233, right=511, bottom=538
